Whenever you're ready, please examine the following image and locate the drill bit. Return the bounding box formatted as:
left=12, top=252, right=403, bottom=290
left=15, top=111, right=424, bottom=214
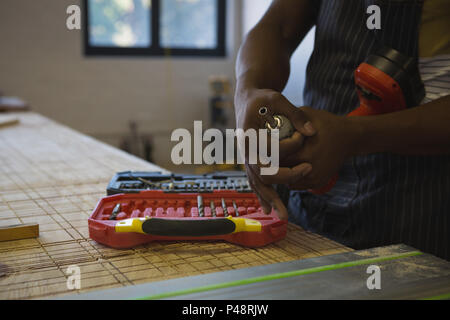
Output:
left=109, top=203, right=121, bottom=220
left=232, top=200, right=239, bottom=217
left=197, top=195, right=204, bottom=217
left=221, top=198, right=228, bottom=217
left=210, top=201, right=216, bottom=217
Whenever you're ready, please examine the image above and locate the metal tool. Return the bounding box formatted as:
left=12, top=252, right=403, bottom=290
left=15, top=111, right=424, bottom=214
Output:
left=137, top=177, right=166, bottom=189
left=109, top=203, right=121, bottom=220
left=258, top=107, right=294, bottom=140
left=221, top=198, right=228, bottom=217
left=197, top=195, right=204, bottom=217
left=232, top=200, right=239, bottom=217
left=210, top=201, right=216, bottom=217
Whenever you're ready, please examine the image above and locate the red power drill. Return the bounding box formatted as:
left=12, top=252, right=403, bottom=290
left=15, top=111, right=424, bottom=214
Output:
left=261, top=47, right=425, bottom=194
left=311, top=47, right=426, bottom=194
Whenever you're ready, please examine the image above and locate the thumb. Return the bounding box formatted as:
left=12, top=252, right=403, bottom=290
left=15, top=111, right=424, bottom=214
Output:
left=275, top=95, right=316, bottom=137
left=291, top=107, right=316, bottom=137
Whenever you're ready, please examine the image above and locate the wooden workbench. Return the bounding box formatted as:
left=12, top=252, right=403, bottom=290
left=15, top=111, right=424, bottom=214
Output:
left=0, top=112, right=351, bottom=299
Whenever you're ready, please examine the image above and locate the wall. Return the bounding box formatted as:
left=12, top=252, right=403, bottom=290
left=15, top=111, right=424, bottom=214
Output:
left=0, top=0, right=241, bottom=171
left=0, top=0, right=314, bottom=171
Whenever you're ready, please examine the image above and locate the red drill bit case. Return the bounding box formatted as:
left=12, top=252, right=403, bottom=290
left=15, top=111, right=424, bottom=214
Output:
left=88, top=190, right=287, bottom=249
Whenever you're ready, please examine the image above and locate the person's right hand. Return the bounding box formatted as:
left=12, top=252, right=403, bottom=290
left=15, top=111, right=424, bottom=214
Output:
left=234, top=88, right=317, bottom=220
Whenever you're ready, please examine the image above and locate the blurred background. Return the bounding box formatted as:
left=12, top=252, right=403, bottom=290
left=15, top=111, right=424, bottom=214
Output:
left=0, top=0, right=315, bottom=173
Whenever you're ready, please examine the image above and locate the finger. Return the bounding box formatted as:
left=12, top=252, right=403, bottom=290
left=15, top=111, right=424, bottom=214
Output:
left=255, top=162, right=313, bottom=185
left=248, top=178, right=271, bottom=214
left=255, top=191, right=272, bottom=214
left=274, top=98, right=317, bottom=137
left=246, top=165, right=272, bottom=213
left=279, top=131, right=304, bottom=157
left=279, top=151, right=305, bottom=167
left=256, top=182, right=289, bottom=220
left=247, top=164, right=287, bottom=218
left=280, top=154, right=301, bottom=167
left=273, top=196, right=289, bottom=221
left=290, top=109, right=316, bottom=137
left=251, top=180, right=288, bottom=219
left=260, top=130, right=303, bottom=160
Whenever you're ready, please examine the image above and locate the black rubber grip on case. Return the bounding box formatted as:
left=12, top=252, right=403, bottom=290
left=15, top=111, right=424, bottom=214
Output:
left=142, top=218, right=236, bottom=237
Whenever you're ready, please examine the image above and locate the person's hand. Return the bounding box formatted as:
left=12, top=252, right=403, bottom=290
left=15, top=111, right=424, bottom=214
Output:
left=281, top=107, right=361, bottom=190
left=234, top=88, right=317, bottom=219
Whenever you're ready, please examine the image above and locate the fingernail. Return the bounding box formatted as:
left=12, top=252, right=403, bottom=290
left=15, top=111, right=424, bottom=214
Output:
left=304, top=122, right=315, bottom=134
left=302, top=165, right=313, bottom=177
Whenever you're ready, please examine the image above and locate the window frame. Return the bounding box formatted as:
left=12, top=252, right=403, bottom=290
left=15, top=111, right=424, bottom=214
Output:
left=83, top=0, right=226, bottom=57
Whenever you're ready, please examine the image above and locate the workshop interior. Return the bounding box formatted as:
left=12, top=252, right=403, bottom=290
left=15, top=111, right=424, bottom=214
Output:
left=0, top=0, right=449, bottom=305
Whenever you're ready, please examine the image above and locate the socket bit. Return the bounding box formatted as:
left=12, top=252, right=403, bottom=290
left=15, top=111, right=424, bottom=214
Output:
left=197, top=195, right=204, bottom=217
left=109, top=203, right=121, bottom=220
left=221, top=198, right=228, bottom=217
left=232, top=200, right=239, bottom=217
left=210, top=201, right=216, bottom=217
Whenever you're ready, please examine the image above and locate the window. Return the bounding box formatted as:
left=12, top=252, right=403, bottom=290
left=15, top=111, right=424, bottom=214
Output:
left=84, top=0, right=226, bottom=57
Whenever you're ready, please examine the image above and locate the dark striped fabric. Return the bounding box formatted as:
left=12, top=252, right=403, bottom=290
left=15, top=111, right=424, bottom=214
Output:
left=287, top=0, right=450, bottom=260
left=420, top=54, right=450, bottom=103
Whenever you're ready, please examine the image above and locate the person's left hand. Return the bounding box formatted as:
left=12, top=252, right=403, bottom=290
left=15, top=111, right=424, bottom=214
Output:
left=281, top=107, right=361, bottom=190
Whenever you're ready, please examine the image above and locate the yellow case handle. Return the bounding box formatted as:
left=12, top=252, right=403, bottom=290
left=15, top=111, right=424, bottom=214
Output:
left=229, top=216, right=261, bottom=233
left=115, top=216, right=261, bottom=234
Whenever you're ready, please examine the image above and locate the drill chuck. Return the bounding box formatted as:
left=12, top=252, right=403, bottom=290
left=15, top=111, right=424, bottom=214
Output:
left=258, top=107, right=294, bottom=140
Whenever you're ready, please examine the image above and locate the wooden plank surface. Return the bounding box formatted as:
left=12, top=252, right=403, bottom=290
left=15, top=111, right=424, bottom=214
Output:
left=0, top=115, right=19, bottom=129
left=0, top=112, right=352, bottom=299
left=0, top=223, right=39, bottom=241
